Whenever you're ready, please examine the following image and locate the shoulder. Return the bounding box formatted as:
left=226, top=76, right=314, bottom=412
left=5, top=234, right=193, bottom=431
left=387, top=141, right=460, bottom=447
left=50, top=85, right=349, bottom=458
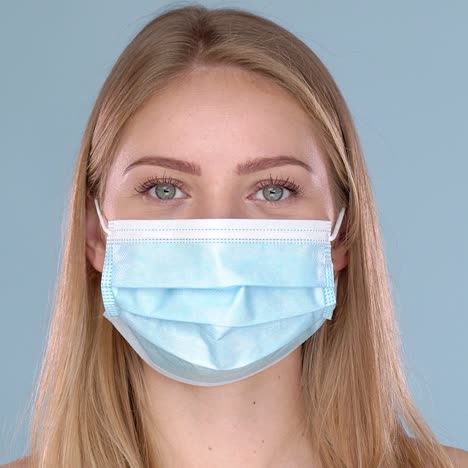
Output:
left=443, top=445, right=468, bottom=467
left=0, top=456, right=30, bottom=468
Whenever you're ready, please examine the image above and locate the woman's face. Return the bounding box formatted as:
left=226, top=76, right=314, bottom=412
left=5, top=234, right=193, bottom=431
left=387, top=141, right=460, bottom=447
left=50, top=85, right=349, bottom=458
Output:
left=86, top=65, right=347, bottom=274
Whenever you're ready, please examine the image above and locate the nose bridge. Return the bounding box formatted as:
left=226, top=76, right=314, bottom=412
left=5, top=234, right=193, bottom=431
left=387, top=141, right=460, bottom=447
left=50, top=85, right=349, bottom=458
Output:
left=187, top=177, right=252, bottom=219
left=189, top=199, right=249, bottom=219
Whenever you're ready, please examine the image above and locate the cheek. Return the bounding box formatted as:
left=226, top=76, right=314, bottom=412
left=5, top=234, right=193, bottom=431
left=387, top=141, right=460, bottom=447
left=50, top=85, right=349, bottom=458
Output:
left=298, top=179, right=334, bottom=219
left=101, top=171, right=143, bottom=219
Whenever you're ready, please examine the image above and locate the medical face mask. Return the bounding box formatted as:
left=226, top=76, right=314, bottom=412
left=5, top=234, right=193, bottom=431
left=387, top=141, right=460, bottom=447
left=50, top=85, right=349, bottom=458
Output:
left=94, top=199, right=346, bottom=387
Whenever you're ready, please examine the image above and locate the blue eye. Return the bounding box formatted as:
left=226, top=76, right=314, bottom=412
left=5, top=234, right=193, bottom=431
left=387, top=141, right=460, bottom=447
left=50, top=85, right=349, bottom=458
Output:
left=253, top=175, right=304, bottom=204
left=135, top=175, right=187, bottom=203
left=134, top=174, right=304, bottom=205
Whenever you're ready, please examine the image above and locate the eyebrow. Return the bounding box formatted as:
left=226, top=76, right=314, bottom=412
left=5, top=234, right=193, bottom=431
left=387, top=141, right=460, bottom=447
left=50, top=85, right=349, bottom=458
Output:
left=122, top=155, right=314, bottom=176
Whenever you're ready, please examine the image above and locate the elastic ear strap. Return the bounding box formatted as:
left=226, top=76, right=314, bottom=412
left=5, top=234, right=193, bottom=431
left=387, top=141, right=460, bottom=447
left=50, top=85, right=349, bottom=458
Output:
left=334, top=275, right=339, bottom=296
left=94, top=198, right=110, bottom=235
left=330, top=207, right=346, bottom=242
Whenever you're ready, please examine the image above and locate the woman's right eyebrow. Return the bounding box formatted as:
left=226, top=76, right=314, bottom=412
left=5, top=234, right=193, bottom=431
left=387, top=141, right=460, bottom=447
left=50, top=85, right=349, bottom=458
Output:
left=122, top=154, right=314, bottom=176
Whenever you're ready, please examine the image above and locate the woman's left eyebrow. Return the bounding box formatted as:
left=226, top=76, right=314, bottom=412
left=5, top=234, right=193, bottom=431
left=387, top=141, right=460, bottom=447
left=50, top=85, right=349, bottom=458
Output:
left=122, top=154, right=314, bottom=176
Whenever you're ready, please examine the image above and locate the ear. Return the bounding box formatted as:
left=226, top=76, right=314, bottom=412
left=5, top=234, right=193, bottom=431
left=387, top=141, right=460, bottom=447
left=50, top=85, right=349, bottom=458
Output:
left=331, top=210, right=349, bottom=274
left=85, top=195, right=107, bottom=273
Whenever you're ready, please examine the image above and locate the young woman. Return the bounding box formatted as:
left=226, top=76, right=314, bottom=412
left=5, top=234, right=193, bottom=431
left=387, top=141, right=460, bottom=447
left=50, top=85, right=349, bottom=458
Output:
left=5, top=4, right=467, bottom=467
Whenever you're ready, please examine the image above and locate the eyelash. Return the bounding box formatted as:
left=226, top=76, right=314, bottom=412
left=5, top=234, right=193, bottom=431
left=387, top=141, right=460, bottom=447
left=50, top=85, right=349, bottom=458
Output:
left=134, top=173, right=305, bottom=205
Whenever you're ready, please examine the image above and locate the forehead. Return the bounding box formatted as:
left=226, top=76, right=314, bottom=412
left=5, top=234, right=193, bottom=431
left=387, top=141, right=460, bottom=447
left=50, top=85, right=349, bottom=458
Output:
left=112, top=65, right=327, bottom=175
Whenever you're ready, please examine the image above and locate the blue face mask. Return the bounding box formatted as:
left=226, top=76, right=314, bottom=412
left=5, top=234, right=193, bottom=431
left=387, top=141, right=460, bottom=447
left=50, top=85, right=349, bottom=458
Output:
left=94, top=199, right=345, bottom=387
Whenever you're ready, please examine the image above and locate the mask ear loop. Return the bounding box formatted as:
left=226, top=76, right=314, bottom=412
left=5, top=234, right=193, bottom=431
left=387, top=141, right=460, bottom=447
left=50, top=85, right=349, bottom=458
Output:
left=329, top=207, right=346, bottom=296
left=94, top=198, right=110, bottom=235
left=329, top=207, right=346, bottom=242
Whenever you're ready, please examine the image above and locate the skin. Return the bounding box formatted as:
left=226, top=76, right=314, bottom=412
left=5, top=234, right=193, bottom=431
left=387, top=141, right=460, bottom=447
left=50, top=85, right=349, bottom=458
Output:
left=85, top=64, right=350, bottom=468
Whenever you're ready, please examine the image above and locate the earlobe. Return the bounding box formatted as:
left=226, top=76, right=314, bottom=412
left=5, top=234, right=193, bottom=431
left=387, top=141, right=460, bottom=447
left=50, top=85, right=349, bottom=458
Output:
left=85, top=195, right=106, bottom=273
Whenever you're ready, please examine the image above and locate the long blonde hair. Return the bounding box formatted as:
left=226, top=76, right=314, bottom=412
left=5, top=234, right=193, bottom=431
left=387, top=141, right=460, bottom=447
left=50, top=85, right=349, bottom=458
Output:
left=24, top=4, right=454, bottom=467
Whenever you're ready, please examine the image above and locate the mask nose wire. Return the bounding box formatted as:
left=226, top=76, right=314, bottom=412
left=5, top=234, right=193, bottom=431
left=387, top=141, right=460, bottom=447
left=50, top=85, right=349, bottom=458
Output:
left=94, top=198, right=110, bottom=235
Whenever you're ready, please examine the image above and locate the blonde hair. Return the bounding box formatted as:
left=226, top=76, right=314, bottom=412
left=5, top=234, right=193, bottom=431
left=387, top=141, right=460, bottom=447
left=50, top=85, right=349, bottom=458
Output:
left=23, top=4, right=454, bottom=467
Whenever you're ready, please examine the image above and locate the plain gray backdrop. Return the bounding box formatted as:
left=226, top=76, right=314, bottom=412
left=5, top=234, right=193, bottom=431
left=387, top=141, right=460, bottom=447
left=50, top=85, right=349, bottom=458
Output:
left=1, top=0, right=467, bottom=463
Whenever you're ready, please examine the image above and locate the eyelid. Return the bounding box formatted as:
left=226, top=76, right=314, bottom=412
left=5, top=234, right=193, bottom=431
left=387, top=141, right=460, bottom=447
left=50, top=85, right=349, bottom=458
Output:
left=135, top=174, right=188, bottom=194
left=134, top=173, right=305, bottom=204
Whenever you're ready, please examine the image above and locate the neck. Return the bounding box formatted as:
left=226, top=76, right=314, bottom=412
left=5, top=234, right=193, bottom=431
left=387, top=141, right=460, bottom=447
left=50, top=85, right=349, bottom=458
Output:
left=143, top=347, right=318, bottom=468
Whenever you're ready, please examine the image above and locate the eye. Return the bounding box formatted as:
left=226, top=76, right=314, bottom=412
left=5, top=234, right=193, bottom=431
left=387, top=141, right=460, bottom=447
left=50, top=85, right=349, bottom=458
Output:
left=134, top=173, right=305, bottom=205
left=252, top=175, right=304, bottom=204
left=134, top=175, right=187, bottom=203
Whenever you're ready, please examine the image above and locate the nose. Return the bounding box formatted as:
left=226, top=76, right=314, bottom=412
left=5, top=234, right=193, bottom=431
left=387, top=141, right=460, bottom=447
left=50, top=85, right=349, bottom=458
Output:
left=182, top=186, right=256, bottom=218
left=187, top=201, right=250, bottom=219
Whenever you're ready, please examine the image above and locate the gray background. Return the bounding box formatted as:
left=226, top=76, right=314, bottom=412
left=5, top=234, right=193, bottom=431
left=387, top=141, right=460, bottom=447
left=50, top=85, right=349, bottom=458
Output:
left=1, top=0, right=467, bottom=463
